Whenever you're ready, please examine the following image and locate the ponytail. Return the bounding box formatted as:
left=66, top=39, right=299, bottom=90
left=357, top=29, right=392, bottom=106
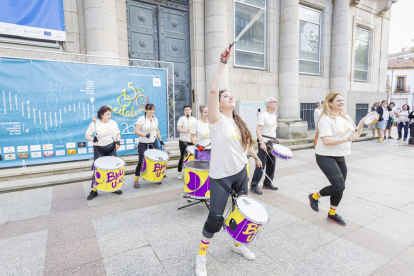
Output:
left=232, top=111, right=253, bottom=151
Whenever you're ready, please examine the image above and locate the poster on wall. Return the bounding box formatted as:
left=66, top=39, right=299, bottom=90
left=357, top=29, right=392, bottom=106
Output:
left=0, top=58, right=167, bottom=168
left=0, top=0, right=66, bottom=41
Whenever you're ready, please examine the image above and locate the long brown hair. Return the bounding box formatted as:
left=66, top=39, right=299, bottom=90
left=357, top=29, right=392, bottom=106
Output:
left=219, top=89, right=253, bottom=150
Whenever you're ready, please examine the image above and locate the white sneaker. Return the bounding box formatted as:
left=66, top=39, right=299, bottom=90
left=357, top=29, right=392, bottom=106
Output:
left=232, top=244, right=256, bottom=260
left=177, top=172, right=182, bottom=180
left=195, top=255, right=207, bottom=276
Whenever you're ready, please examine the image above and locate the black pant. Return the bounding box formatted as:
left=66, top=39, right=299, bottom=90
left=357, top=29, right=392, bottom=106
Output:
left=135, top=141, right=159, bottom=176
left=316, top=154, right=347, bottom=206
left=178, top=140, right=193, bottom=172
left=202, top=167, right=248, bottom=238
left=251, top=140, right=276, bottom=187
left=91, top=143, right=117, bottom=188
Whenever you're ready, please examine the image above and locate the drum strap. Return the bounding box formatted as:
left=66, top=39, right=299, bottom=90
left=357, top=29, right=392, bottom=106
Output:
left=214, top=178, right=244, bottom=199
left=262, top=134, right=276, bottom=140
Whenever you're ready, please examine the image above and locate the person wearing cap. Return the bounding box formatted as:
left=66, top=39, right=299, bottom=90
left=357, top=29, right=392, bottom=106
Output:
left=250, top=97, right=278, bottom=195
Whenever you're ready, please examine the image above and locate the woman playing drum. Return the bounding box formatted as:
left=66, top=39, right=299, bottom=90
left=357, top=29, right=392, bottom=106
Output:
left=195, top=45, right=262, bottom=276
left=85, top=106, right=122, bottom=200
left=133, top=104, right=164, bottom=188
left=190, top=104, right=210, bottom=151
left=177, top=105, right=197, bottom=180
left=308, top=93, right=364, bottom=226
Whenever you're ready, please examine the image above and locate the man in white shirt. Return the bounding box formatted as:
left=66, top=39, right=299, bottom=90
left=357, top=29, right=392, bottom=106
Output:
left=314, top=101, right=323, bottom=126
left=250, top=97, right=278, bottom=195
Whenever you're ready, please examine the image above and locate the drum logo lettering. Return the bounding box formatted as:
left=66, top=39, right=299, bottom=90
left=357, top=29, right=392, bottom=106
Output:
left=153, top=163, right=167, bottom=177
left=242, top=223, right=262, bottom=242
left=107, top=169, right=124, bottom=188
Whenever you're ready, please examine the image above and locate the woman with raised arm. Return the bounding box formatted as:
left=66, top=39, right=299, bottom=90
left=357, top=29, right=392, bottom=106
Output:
left=308, top=92, right=364, bottom=226
left=194, top=46, right=262, bottom=276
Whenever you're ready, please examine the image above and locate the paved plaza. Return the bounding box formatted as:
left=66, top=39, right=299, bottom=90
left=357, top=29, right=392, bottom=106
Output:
left=1, top=138, right=413, bottom=276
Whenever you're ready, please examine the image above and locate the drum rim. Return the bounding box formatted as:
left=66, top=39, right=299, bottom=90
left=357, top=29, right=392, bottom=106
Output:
left=94, top=156, right=125, bottom=170
left=234, top=195, right=269, bottom=224
left=184, top=160, right=210, bottom=171
left=271, top=146, right=293, bottom=158
left=144, top=149, right=170, bottom=162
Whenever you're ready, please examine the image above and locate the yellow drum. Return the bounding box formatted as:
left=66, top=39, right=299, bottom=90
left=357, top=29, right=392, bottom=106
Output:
left=141, top=149, right=169, bottom=182
left=183, top=145, right=195, bottom=164
left=183, top=161, right=210, bottom=199
left=94, top=156, right=125, bottom=192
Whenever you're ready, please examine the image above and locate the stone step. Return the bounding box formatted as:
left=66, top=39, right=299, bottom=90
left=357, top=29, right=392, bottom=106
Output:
left=0, top=160, right=180, bottom=193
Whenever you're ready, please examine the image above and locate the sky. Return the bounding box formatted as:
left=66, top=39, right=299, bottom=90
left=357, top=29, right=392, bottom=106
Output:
left=388, top=0, right=414, bottom=54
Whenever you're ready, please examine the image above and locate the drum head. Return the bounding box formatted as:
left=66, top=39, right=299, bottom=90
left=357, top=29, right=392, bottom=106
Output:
left=184, top=160, right=210, bottom=171
left=94, top=156, right=125, bottom=169
left=272, top=144, right=293, bottom=157
left=364, top=111, right=379, bottom=124
left=144, top=149, right=169, bottom=161
left=186, top=145, right=195, bottom=154
left=236, top=196, right=269, bottom=223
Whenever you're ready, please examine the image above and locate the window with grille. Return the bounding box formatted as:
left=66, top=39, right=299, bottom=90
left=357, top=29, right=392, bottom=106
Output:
left=300, top=103, right=316, bottom=130
left=356, top=104, right=368, bottom=128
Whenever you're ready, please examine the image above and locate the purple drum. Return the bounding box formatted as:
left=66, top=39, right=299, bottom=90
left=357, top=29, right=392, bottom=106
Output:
left=224, top=196, right=269, bottom=244
left=195, top=148, right=211, bottom=161
left=269, top=144, right=293, bottom=160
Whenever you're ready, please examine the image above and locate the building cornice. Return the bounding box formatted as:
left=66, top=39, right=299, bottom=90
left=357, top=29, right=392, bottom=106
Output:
left=378, top=0, right=398, bottom=16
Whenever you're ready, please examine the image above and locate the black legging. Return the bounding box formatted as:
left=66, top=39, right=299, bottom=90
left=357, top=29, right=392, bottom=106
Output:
left=178, top=140, right=193, bottom=172
left=202, top=167, right=248, bottom=239
left=251, top=140, right=276, bottom=187
left=135, top=141, right=159, bottom=176
left=316, top=154, right=347, bottom=206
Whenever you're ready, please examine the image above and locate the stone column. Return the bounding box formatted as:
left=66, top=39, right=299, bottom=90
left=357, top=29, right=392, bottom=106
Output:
left=84, top=0, right=119, bottom=58
left=277, top=0, right=308, bottom=139
left=329, top=0, right=349, bottom=101
left=190, top=0, right=206, bottom=116
left=204, top=0, right=228, bottom=102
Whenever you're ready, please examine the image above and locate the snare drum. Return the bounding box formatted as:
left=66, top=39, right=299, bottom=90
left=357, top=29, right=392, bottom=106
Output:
left=364, top=111, right=380, bottom=126
left=195, top=148, right=211, bottom=161
left=141, top=149, right=169, bottom=182
left=94, top=156, right=125, bottom=192
left=183, top=161, right=210, bottom=199
left=183, top=145, right=195, bottom=164
left=269, top=144, right=293, bottom=160
left=224, top=196, right=269, bottom=244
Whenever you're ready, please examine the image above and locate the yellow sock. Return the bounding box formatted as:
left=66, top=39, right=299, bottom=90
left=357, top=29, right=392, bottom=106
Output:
left=312, top=192, right=321, bottom=200
left=235, top=242, right=240, bottom=247
left=134, top=176, right=139, bottom=181
left=198, top=240, right=210, bottom=255
left=379, top=138, right=383, bottom=142
left=92, top=187, right=97, bottom=192
left=329, top=206, right=337, bottom=216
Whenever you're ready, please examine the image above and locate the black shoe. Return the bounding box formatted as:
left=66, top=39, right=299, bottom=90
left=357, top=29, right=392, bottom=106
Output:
left=403, top=139, right=407, bottom=141
left=308, top=194, right=319, bottom=212
left=327, top=214, right=346, bottom=226
left=112, top=190, right=123, bottom=195
left=87, top=190, right=98, bottom=200
left=263, top=184, right=278, bottom=191
left=397, top=137, right=402, bottom=140
left=388, top=136, right=394, bottom=139
left=384, top=136, right=387, bottom=139
left=250, top=185, right=263, bottom=195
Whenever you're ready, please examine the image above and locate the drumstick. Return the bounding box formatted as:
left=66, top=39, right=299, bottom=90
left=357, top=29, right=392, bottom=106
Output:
left=92, top=118, right=98, bottom=143
left=261, top=169, right=276, bottom=186
left=228, top=9, right=265, bottom=50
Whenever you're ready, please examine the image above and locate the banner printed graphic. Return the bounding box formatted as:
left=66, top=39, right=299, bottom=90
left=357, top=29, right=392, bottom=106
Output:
left=0, top=58, right=167, bottom=168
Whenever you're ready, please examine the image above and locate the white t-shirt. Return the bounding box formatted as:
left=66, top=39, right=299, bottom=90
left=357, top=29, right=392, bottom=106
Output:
left=209, top=114, right=248, bottom=179
left=314, top=108, right=322, bottom=125
left=86, top=119, right=120, bottom=147
left=257, top=110, right=277, bottom=142
left=397, top=110, right=410, bottom=123
left=315, top=115, right=355, bottom=157
left=136, top=116, right=159, bottom=143
left=382, top=106, right=389, bottom=121
left=177, top=116, right=197, bottom=142
left=190, top=120, right=210, bottom=147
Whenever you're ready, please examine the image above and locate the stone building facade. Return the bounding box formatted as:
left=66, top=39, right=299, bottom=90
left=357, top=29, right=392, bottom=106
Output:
left=0, top=0, right=397, bottom=138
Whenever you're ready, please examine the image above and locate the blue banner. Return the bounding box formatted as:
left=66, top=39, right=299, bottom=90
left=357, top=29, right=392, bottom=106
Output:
left=0, top=58, right=167, bottom=168
left=0, top=0, right=66, bottom=41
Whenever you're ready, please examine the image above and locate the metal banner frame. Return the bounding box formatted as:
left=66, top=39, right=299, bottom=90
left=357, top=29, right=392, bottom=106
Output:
left=0, top=46, right=176, bottom=140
